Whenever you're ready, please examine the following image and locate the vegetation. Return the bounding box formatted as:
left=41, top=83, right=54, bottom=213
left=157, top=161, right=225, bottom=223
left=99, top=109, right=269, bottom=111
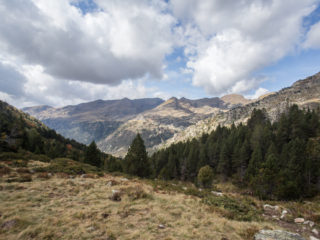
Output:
left=123, top=133, right=150, bottom=178
left=151, top=105, right=320, bottom=200
left=197, top=165, right=214, bottom=188
left=0, top=100, right=117, bottom=170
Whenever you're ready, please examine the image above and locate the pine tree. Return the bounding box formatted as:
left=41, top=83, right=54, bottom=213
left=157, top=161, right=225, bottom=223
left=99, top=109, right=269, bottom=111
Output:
left=84, top=141, right=101, bottom=167
left=124, top=133, right=150, bottom=177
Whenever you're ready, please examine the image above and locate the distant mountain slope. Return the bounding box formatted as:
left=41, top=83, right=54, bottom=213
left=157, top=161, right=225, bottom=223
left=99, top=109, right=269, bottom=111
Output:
left=162, top=72, right=320, bottom=148
left=23, top=98, right=164, bottom=145
left=23, top=95, right=250, bottom=156
left=96, top=97, right=230, bottom=156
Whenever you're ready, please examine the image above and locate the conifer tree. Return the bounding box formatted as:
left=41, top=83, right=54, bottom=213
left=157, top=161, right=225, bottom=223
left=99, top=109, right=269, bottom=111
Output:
left=124, top=133, right=150, bottom=177
left=84, top=141, right=101, bottom=167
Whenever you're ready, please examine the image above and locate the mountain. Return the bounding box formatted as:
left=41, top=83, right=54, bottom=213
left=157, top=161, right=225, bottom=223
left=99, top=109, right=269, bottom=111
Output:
left=162, top=72, right=320, bottom=148
left=23, top=95, right=249, bottom=156
left=97, top=97, right=230, bottom=156
left=220, top=94, right=252, bottom=106
left=23, top=98, right=164, bottom=146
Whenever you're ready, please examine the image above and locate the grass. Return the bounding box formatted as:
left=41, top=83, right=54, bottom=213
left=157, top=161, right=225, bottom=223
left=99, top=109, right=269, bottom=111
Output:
left=0, top=161, right=319, bottom=239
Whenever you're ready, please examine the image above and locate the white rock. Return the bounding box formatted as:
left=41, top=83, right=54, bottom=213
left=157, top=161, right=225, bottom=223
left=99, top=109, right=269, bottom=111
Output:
left=211, top=191, right=223, bottom=196
left=312, top=229, right=319, bottom=235
left=281, top=210, right=288, bottom=219
left=158, top=224, right=165, bottom=229
left=310, top=221, right=315, bottom=228
left=263, top=204, right=279, bottom=211
left=295, top=218, right=305, bottom=224
left=304, top=221, right=310, bottom=225
left=310, top=236, right=319, bottom=240
left=182, top=187, right=187, bottom=190
left=120, top=178, right=128, bottom=181
left=106, top=181, right=112, bottom=187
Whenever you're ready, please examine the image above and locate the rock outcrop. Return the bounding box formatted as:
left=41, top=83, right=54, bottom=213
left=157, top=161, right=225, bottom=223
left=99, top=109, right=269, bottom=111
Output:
left=254, top=230, right=305, bottom=240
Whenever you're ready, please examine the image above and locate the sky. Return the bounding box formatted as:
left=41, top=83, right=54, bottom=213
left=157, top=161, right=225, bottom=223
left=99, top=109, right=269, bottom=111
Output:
left=0, top=0, right=320, bottom=108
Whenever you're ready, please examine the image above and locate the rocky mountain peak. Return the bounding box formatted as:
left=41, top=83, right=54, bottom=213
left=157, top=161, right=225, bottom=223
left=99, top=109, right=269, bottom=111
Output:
left=221, top=94, right=251, bottom=105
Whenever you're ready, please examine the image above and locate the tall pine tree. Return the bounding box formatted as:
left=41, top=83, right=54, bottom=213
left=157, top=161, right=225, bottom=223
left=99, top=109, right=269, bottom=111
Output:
left=124, top=133, right=150, bottom=177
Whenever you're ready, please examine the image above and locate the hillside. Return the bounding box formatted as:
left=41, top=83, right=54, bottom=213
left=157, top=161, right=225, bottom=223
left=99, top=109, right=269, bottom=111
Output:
left=0, top=100, right=110, bottom=163
left=1, top=160, right=320, bottom=240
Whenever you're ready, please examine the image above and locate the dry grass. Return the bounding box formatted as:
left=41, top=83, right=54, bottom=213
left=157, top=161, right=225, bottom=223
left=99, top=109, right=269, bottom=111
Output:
left=0, top=161, right=318, bottom=239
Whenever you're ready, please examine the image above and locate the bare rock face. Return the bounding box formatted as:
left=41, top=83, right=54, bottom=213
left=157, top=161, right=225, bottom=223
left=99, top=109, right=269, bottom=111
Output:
left=254, top=230, right=305, bottom=240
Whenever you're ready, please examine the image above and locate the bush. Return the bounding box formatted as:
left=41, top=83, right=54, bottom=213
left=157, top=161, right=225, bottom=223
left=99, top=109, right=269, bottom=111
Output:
left=0, top=164, right=11, bottom=176
left=125, top=186, right=152, bottom=200
left=44, top=158, right=99, bottom=175
left=0, top=152, right=27, bottom=161
left=197, top=165, right=214, bottom=188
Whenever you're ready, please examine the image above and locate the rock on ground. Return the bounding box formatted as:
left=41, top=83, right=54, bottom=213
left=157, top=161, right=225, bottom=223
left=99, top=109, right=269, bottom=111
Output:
left=254, top=230, right=305, bottom=240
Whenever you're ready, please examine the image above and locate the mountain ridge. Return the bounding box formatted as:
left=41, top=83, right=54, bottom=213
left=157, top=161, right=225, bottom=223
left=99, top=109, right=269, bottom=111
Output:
left=22, top=72, right=320, bottom=157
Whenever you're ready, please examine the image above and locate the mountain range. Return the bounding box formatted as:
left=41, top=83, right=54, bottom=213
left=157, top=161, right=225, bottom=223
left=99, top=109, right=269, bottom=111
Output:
left=23, top=72, right=320, bottom=156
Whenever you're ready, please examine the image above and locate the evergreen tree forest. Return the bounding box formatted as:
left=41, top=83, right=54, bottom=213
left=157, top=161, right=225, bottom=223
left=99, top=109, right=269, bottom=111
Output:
left=0, top=100, right=116, bottom=167
left=150, top=105, right=320, bottom=200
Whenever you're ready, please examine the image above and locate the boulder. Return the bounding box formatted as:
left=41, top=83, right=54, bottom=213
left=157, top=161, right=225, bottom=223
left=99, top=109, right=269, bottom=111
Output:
left=254, top=230, right=305, bottom=240
left=312, top=229, right=319, bottom=235
left=211, top=191, right=223, bottom=197
left=295, top=218, right=305, bottom=224
left=281, top=210, right=288, bottom=219
left=263, top=204, right=280, bottom=211
left=310, top=236, right=319, bottom=240
left=158, top=224, right=165, bottom=229
left=109, top=189, right=121, bottom=201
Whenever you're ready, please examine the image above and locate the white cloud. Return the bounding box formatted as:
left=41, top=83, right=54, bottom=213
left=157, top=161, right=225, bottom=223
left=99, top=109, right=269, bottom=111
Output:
left=0, top=0, right=319, bottom=108
left=171, top=0, right=317, bottom=95
left=0, top=0, right=176, bottom=85
left=246, top=87, right=270, bottom=100
left=0, top=63, right=161, bottom=108
left=304, top=22, right=320, bottom=49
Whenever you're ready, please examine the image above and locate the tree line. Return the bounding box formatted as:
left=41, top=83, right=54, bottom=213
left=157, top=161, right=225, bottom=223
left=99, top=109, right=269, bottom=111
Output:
left=149, top=105, right=320, bottom=200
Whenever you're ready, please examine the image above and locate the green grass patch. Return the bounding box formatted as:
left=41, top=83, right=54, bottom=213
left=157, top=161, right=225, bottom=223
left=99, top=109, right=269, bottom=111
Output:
left=202, top=195, right=261, bottom=221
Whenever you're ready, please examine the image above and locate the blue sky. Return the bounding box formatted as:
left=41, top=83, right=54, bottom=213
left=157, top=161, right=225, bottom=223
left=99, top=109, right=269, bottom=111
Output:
left=0, top=0, right=320, bottom=107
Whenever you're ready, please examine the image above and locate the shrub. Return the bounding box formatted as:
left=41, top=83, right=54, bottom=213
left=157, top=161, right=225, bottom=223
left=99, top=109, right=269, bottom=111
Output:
left=0, top=152, right=27, bottom=161
left=17, top=168, right=30, bottom=174
left=36, top=172, right=50, bottom=179
left=197, top=165, right=214, bottom=188
left=44, top=158, right=99, bottom=175
left=0, top=164, right=11, bottom=176
left=125, top=186, right=152, bottom=200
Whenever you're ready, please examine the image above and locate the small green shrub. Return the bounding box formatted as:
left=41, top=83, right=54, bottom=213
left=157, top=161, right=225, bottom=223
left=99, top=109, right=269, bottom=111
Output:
left=197, top=165, right=214, bottom=188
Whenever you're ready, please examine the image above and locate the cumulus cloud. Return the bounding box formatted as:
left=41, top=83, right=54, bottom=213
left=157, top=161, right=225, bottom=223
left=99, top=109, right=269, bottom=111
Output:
left=304, top=22, right=320, bottom=49
left=246, top=87, right=270, bottom=100
left=0, top=62, right=27, bottom=97
left=0, top=63, right=162, bottom=108
left=172, top=0, right=317, bottom=95
left=0, top=0, right=319, bottom=107
left=0, top=0, right=176, bottom=85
